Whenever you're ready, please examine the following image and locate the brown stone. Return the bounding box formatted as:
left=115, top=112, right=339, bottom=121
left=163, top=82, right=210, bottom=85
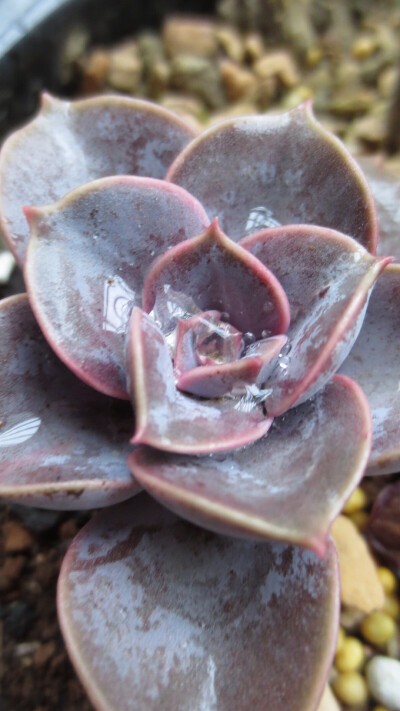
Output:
left=80, top=49, right=110, bottom=93
left=34, top=641, right=56, bottom=667
left=58, top=518, right=79, bottom=541
left=220, top=59, right=256, bottom=102
left=331, top=515, right=385, bottom=614
left=0, top=554, right=26, bottom=589
left=163, top=17, right=218, bottom=59
left=3, top=521, right=33, bottom=552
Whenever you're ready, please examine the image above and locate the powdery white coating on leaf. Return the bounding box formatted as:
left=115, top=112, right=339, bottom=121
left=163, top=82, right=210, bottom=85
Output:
left=340, top=263, right=400, bottom=475
left=357, top=156, right=400, bottom=260
left=127, top=308, right=272, bottom=454
left=242, top=225, right=389, bottom=415
left=58, top=496, right=339, bottom=711
left=167, top=103, right=377, bottom=250
left=0, top=94, right=197, bottom=264
left=0, top=294, right=139, bottom=510
left=129, top=375, right=371, bottom=551
left=24, top=176, right=209, bottom=398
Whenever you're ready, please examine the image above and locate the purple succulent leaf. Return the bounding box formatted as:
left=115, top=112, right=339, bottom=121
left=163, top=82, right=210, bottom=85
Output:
left=177, top=335, right=287, bottom=398
left=142, top=219, right=290, bottom=339
left=367, top=479, right=400, bottom=574
left=24, top=176, right=209, bottom=399
left=167, top=102, right=377, bottom=251
left=126, top=307, right=272, bottom=454
left=0, top=93, right=197, bottom=265
left=129, top=375, right=371, bottom=553
left=357, top=156, right=400, bottom=260
left=57, top=495, right=339, bottom=711
left=339, top=264, right=400, bottom=476
left=0, top=295, right=139, bottom=510
left=242, top=225, right=390, bottom=416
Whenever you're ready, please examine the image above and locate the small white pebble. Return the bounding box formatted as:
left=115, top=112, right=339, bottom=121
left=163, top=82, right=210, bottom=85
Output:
left=0, top=250, right=16, bottom=284
left=367, top=656, right=400, bottom=710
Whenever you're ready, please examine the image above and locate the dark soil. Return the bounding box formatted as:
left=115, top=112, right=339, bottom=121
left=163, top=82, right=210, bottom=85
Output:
left=0, top=504, right=93, bottom=711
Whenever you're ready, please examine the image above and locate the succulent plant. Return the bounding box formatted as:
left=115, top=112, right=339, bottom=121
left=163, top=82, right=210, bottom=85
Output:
left=0, top=94, right=399, bottom=711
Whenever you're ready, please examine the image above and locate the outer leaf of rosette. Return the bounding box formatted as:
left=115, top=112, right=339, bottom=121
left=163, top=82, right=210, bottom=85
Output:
left=242, top=225, right=390, bottom=416
left=166, top=102, right=377, bottom=252
left=142, top=218, right=290, bottom=339
left=129, top=375, right=371, bottom=553
left=24, top=176, right=209, bottom=399
left=0, top=295, right=139, bottom=510
left=357, top=156, right=400, bottom=260
left=126, top=308, right=272, bottom=454
left=0, top=93, right=198, bottom=265
left=58, top=495, right=339, bottom=711
left=340, top=263, right=400, bottom=475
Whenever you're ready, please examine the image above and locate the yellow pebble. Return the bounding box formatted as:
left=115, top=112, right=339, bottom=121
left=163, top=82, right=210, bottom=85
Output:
left=332, top=671, right=368, bottom=706
left=348, top=510, right=369, bottom=530
left=334, top=636, right=365, bottom=671
left=360, top=610, right=397, bottom=646
left=377, top=567, right=398, bottom=595
left=383, top=593, right=400, bottom=619
left=343, top=487, right=368, bottom=514
left=336, top=626, right=346, bottom=654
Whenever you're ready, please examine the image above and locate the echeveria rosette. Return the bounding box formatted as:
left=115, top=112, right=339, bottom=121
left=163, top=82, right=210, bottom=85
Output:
left=0, top=94, right=398, bottom=711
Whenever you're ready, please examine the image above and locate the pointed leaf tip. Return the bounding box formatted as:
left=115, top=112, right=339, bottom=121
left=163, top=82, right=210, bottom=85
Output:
left=168, top=105, right=378, bottom=251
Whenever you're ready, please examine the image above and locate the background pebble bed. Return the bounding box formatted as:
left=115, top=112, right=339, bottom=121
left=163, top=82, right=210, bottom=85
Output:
left=1, top=1, right=400, bottom=709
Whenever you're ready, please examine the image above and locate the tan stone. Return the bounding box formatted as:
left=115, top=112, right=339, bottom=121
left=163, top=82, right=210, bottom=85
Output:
left=331, top=515, right=385, bottom=614
left=220, top=60, right=256, bottom=102
left=107, top=42, right=142, bottom=93
left=329, top=89, right=375, bottom=118
left=254, top=51, right=299, bottom=89
left=216, top=26, right=244, bottom=63
left=317, top=684, right=341, bottom=711
left=243, top=33, right=265, bottom=64
left=352, top=34, right=379, bottom=60
left=378, top=66, right=398, bottom=99
left=163, top=17, right=217, bottom=59
left=3, top=521, right=33, bottom=552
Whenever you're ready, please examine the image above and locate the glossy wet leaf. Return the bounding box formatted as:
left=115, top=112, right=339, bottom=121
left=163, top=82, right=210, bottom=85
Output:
left=0, top=295, right=139, bottom=509
left=242, top=225, right=389, bottom=415
left=129, top=375, right=371, bottom=553
left=142, top=219, right=290, bottom=339
left=58, top=495, right=339, bottom=711
left=357, top=156, right=400, bottom=260
left=177, top=335, right=286, bottom=397
left=340, top=264, right=400, bottom=475
left=127, top=308, right=272, bottom=454
left=0, top=94, right=197, bottom=264
left=25, top=177, right=209, bottom=398
left=167, top=103, right=377, bottom=250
